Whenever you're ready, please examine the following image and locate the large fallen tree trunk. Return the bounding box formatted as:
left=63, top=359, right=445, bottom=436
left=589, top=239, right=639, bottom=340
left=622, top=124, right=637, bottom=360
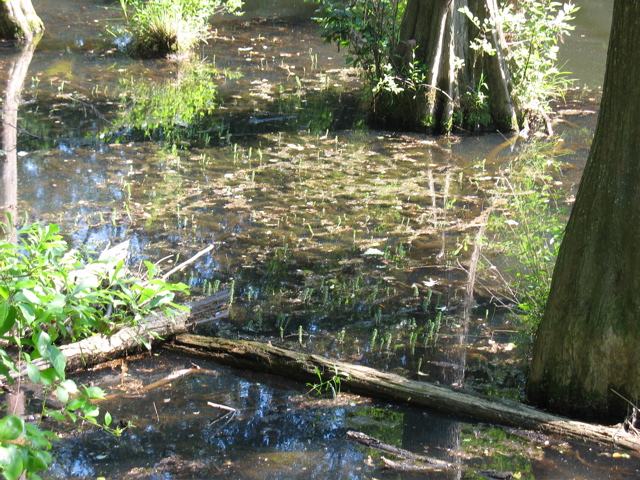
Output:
left=166, top=334, right=640, bottom=452
left=14, top=291, right=229, bottom=377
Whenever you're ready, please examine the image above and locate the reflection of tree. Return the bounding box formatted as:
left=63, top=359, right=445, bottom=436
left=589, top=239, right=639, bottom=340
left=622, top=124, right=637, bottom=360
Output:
left=110, top=59, right=220, bottom=147
left=401, top=205, right=489, bottom=471
left=0, top=34, right=40, bottom=237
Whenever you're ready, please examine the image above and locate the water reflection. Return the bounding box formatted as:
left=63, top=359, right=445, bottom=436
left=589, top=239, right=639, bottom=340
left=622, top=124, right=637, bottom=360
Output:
left=5, top=0, right=639, bottom=478
left=1, top=35, right=40, bottom=236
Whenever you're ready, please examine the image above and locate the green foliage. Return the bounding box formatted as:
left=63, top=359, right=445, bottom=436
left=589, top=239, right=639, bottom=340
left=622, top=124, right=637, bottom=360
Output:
left=0, top=219, right=189, bottom=478
left=463, top=0, right=579, bottom=124
left=502, top=1, right=578, bottom=112
left=117, top=0, right=242, bottom=58
left=314, top=0, right=577, bottom=131
left=0, top=221, right=188, bottom=341
left=310, top=0, right=404, bottom=87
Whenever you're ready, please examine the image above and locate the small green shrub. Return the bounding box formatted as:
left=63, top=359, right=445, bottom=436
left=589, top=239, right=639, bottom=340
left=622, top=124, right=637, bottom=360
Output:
left=461, top=0, right=578, bottom=129
left=117, top=0, right=242, bottom=58
left=0, top=219, right=189, bottom=478
left=501, top=1, right=579, bottom=116
left=310, top=0, right=404, bottom=89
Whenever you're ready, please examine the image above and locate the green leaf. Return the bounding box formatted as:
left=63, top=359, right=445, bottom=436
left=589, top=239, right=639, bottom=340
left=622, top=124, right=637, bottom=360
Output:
left=0, top=286, right=9, bottom=300
left=16, top=302, right=35, bottom=323
left=0, top=361, right=12, bottom=385
left=38, top=367, right=58, bottom=386
left=59, top=379, right=78, bottom=394
left=83, top=386, right=106, bottom=400
left=71, top=275, right=100, bottom=296
left=46, top=411, right=66, bottom=422
left=17, top=288, right=41, bottom=305
left=56, top=385, right=69, bottom=404
left=26, top=362, right=41, bottom=384
left=0, top=415, right=24, bottom=441
left=35, top=332, right=52, bottom=359
left=49, top=346, right=66, bottom=379
left=0, top=303, right=16, bottom=337
left=24, top=424, right=54, bottom=449
left=82, top=405, right=100, bottom=418
left=0, top=444, right=24, bottom=480
left=28, top=449, right=52, bottom=472
left=67, top=398, right=85, bottom=411
left=104, top=411, right=112, bottom=427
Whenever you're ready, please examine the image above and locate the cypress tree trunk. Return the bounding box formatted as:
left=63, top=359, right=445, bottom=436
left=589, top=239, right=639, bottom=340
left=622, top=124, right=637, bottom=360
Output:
left=374, top=0, right=519, bottom=132
left=527, top=0, right=640, bottom=423
left=0, top=0, right=43, bottom=42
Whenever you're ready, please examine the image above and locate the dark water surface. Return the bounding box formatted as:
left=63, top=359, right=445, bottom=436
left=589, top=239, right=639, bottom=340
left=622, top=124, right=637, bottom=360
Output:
left=3, top=0, right=639, bottom=478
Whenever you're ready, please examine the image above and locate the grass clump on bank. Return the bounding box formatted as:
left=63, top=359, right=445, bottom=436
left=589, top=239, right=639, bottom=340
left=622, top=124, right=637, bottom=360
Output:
left=117, top=0, right=242, bottom=58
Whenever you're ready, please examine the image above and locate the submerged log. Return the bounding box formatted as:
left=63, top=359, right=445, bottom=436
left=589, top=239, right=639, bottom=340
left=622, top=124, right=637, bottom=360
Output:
left=167, top=334, right=640, bottom=452
left=347, top=431, right=513, bottom=479
left=14, top=291, right=229, bottom=377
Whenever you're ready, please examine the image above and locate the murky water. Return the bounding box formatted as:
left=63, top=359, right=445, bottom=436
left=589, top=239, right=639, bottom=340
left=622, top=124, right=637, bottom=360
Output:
left=3, top=0, right=639, bottom=478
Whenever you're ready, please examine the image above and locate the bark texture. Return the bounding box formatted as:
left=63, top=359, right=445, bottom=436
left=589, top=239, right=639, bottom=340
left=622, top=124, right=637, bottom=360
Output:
left=376, top=0, right=518, bottom=132
left=0, top=0, right=43, bottom=41
left=167, top=334, right=640, bottom=451
left=528, top=0, right=640, bottom=422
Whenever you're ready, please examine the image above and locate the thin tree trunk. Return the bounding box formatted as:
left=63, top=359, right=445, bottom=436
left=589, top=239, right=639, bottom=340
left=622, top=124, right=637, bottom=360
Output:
left=0, top=0, right=43, bottom=42
left=527, top=0, right=640, bottom=422
left=167, top=334, right=640, bottom=452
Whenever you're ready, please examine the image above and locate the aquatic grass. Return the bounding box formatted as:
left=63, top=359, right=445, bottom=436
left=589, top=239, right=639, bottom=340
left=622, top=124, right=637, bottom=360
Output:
left=306, top=365, right=348, bottom=398
left=484, top=140, right=569, bottom=343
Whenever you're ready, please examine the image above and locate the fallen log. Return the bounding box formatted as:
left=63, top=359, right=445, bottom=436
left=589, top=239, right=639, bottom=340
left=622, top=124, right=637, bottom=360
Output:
left=166, top=334, right=640, bottom=452
left=13, top=291, right=229, bottom=378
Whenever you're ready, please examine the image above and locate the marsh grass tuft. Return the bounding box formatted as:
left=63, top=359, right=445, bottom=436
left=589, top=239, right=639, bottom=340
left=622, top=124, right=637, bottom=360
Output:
left=306, top=365, right=348, bottom=398
left=117, top=0, right=242, bottom=59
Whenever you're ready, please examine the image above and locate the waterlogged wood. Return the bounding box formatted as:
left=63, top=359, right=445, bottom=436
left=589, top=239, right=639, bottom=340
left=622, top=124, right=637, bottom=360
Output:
left=347, top=431, right=512, bottom=479
left=15, top=291, right=229, bottom=378
left=168, top=334, right=640, bottom=452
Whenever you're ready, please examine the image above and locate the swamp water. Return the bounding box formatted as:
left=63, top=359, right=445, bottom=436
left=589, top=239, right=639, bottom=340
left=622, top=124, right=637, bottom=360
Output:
left=2, top=0, right=639, bottom=478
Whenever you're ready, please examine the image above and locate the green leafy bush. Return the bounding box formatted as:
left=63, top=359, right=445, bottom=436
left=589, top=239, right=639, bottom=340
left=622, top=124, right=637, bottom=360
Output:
left=0, top=220, right=189, bottom=478
left=310, top=0, right=403, bottom=88
left=312, top=0, right=577, bottom=130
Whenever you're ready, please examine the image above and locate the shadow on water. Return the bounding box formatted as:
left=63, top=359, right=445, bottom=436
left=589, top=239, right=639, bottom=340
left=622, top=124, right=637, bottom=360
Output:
left=3, top=0, right=639, bottom=478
